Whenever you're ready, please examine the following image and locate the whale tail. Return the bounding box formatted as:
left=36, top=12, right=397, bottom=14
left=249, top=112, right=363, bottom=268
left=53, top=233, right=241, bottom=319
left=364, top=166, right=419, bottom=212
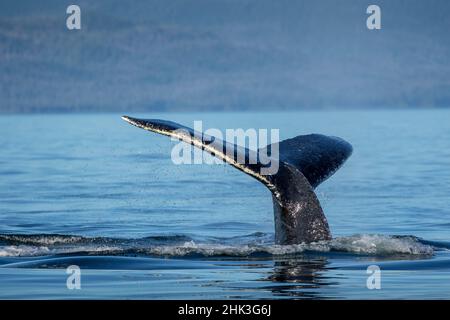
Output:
left=122, top=116, right=352, bottom=244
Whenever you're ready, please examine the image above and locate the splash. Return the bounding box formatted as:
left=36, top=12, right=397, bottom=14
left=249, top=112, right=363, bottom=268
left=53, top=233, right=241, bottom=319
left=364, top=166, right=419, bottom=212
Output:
left=0, top=233, right=435, bottom=258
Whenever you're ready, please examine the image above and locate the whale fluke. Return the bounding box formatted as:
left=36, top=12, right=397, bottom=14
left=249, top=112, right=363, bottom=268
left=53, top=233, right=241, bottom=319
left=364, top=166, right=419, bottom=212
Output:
left=267, top=134, right=353, bottom=189
left=122, top=116, right=352, bottom=245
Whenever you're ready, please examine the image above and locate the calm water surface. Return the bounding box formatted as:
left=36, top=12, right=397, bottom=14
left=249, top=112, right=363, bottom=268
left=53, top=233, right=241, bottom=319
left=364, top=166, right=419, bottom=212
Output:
left=0, top=110, right=449, bottom=299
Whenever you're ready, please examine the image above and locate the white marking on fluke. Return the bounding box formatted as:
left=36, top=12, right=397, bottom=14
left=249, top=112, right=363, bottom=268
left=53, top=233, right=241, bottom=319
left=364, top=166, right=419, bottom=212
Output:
left=121, top=115, right=353, bottom=245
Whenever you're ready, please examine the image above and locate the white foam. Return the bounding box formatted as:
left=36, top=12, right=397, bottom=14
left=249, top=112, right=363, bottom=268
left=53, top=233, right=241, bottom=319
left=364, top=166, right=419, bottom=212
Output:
left=0, top=234, right=434, bottom=257
left=139, top=234, right=434, bottom=257
left=329, top=234, right=434, bottom=255
left=0, top=245, right=51, bottom=257
left=0, top=245, right=122, bottom=257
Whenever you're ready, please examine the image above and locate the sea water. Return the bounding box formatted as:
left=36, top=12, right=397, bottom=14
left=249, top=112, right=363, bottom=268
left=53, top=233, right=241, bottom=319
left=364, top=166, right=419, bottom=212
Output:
left=0, top=109, right=449, bottom=299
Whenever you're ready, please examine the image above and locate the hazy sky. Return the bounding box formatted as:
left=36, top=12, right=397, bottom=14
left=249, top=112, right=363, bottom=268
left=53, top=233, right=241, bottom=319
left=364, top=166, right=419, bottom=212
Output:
left=1, top=0, right=449, bottom=112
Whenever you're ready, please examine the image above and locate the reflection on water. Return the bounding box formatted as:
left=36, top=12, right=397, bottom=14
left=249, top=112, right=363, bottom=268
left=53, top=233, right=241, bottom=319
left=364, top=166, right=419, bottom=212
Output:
left=1, top=252, right=450, bottom=299
left=1, top=111, right=450, bottom=298
left=264, top=257, right=334, bottom=298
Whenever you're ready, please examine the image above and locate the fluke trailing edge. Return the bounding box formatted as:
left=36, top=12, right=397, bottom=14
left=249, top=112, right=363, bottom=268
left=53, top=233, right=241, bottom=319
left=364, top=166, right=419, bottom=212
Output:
left=121, top=116, right=353, bottom=245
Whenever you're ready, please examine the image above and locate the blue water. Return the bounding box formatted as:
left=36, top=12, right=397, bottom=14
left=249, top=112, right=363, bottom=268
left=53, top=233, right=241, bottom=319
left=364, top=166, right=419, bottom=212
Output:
left=0, top=110, right=450, bottom=299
